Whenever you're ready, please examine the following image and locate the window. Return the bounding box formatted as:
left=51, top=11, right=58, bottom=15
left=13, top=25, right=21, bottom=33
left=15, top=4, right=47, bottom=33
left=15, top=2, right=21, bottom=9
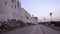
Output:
left=11, top=0, right=16, bottom=3
left=5, top=1, right=7, bottom=5
left=15, top=5, right=16, bottom=9
left=26, top=16, right=29, bottom=19
left=17, top=1, right=19, bottom=8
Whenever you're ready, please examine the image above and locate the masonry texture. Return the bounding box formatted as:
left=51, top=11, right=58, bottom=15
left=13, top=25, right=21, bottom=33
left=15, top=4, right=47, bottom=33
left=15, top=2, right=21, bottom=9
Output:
left=0, top=0, right=38, bottom=24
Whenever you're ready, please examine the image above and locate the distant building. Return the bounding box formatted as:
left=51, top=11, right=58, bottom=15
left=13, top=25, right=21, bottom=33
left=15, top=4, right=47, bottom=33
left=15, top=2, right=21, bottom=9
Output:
left=31, top=17, right=38, bottom=24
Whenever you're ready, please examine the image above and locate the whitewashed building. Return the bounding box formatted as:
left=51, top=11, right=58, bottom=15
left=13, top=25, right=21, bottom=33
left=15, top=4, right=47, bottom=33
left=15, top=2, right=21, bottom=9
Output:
left=0, top=0, right=20, bottom=21
left=0, top=0, right=38, bottom=24
left=31, top=17, right=38, bottom=24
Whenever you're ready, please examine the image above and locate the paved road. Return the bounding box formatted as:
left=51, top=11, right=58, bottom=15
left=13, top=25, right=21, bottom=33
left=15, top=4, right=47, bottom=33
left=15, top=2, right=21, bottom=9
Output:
left=39, top=25, right=60, bottom=34
left=1, top=25, right=60, bottom=34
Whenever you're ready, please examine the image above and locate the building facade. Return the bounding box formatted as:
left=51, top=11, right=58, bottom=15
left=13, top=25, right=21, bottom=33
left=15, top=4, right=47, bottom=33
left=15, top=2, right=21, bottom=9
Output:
left=0, top=0, right=20, bottom=21
left=0, top=0, right=38, bottom=24
left=31, top=17, right=38, bottom=24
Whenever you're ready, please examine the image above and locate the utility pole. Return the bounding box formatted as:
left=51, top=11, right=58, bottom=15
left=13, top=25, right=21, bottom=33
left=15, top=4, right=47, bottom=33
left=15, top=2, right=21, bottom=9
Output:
left=44, top=17, right=45, bottom=21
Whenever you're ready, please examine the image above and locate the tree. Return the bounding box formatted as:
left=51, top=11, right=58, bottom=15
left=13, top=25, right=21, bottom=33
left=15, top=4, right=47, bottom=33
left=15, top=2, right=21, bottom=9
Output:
left=50, top=12, right=52, bottom=21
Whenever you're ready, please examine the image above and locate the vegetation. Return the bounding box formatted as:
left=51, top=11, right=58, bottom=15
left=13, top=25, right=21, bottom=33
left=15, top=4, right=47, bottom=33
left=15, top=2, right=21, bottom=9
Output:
left=0, top=19, right=34, bottom=33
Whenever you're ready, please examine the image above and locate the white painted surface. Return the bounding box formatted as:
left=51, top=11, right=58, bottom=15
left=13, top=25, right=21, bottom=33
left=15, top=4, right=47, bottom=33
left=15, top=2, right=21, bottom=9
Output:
left=0, top=0, right=38, bottom=24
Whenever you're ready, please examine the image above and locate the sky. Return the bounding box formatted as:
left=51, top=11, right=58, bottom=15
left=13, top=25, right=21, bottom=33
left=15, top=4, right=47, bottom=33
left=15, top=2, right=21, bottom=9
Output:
left=20, top=0, right=60, bottom=21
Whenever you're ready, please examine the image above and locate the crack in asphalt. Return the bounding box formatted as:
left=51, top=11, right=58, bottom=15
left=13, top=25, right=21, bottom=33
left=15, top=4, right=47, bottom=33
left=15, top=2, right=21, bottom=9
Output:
left=38, top=25, right=45, bottom=34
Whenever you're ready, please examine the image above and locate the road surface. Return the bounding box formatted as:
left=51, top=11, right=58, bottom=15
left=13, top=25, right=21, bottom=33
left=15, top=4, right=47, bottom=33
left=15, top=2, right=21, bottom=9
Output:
left=1, top=25, right=60, bottom=34
left=39, top=25, right=60, bottom=34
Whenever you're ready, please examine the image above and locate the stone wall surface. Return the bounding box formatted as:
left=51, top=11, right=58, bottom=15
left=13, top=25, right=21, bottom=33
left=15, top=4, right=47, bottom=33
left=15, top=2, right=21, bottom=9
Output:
left=0, top=0, right=38, bottom=24
left=0, top=0, right=33, bottom=23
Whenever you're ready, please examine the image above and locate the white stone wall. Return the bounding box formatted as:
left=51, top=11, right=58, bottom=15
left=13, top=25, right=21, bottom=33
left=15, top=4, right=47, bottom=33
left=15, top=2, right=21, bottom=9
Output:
left=19, top=8, right=33, bottom=23
left=0, top=0, right=33, bottom=23
left=0, top=0, right=38, bottom=24
left=0, top=0, right=21, bottom=21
